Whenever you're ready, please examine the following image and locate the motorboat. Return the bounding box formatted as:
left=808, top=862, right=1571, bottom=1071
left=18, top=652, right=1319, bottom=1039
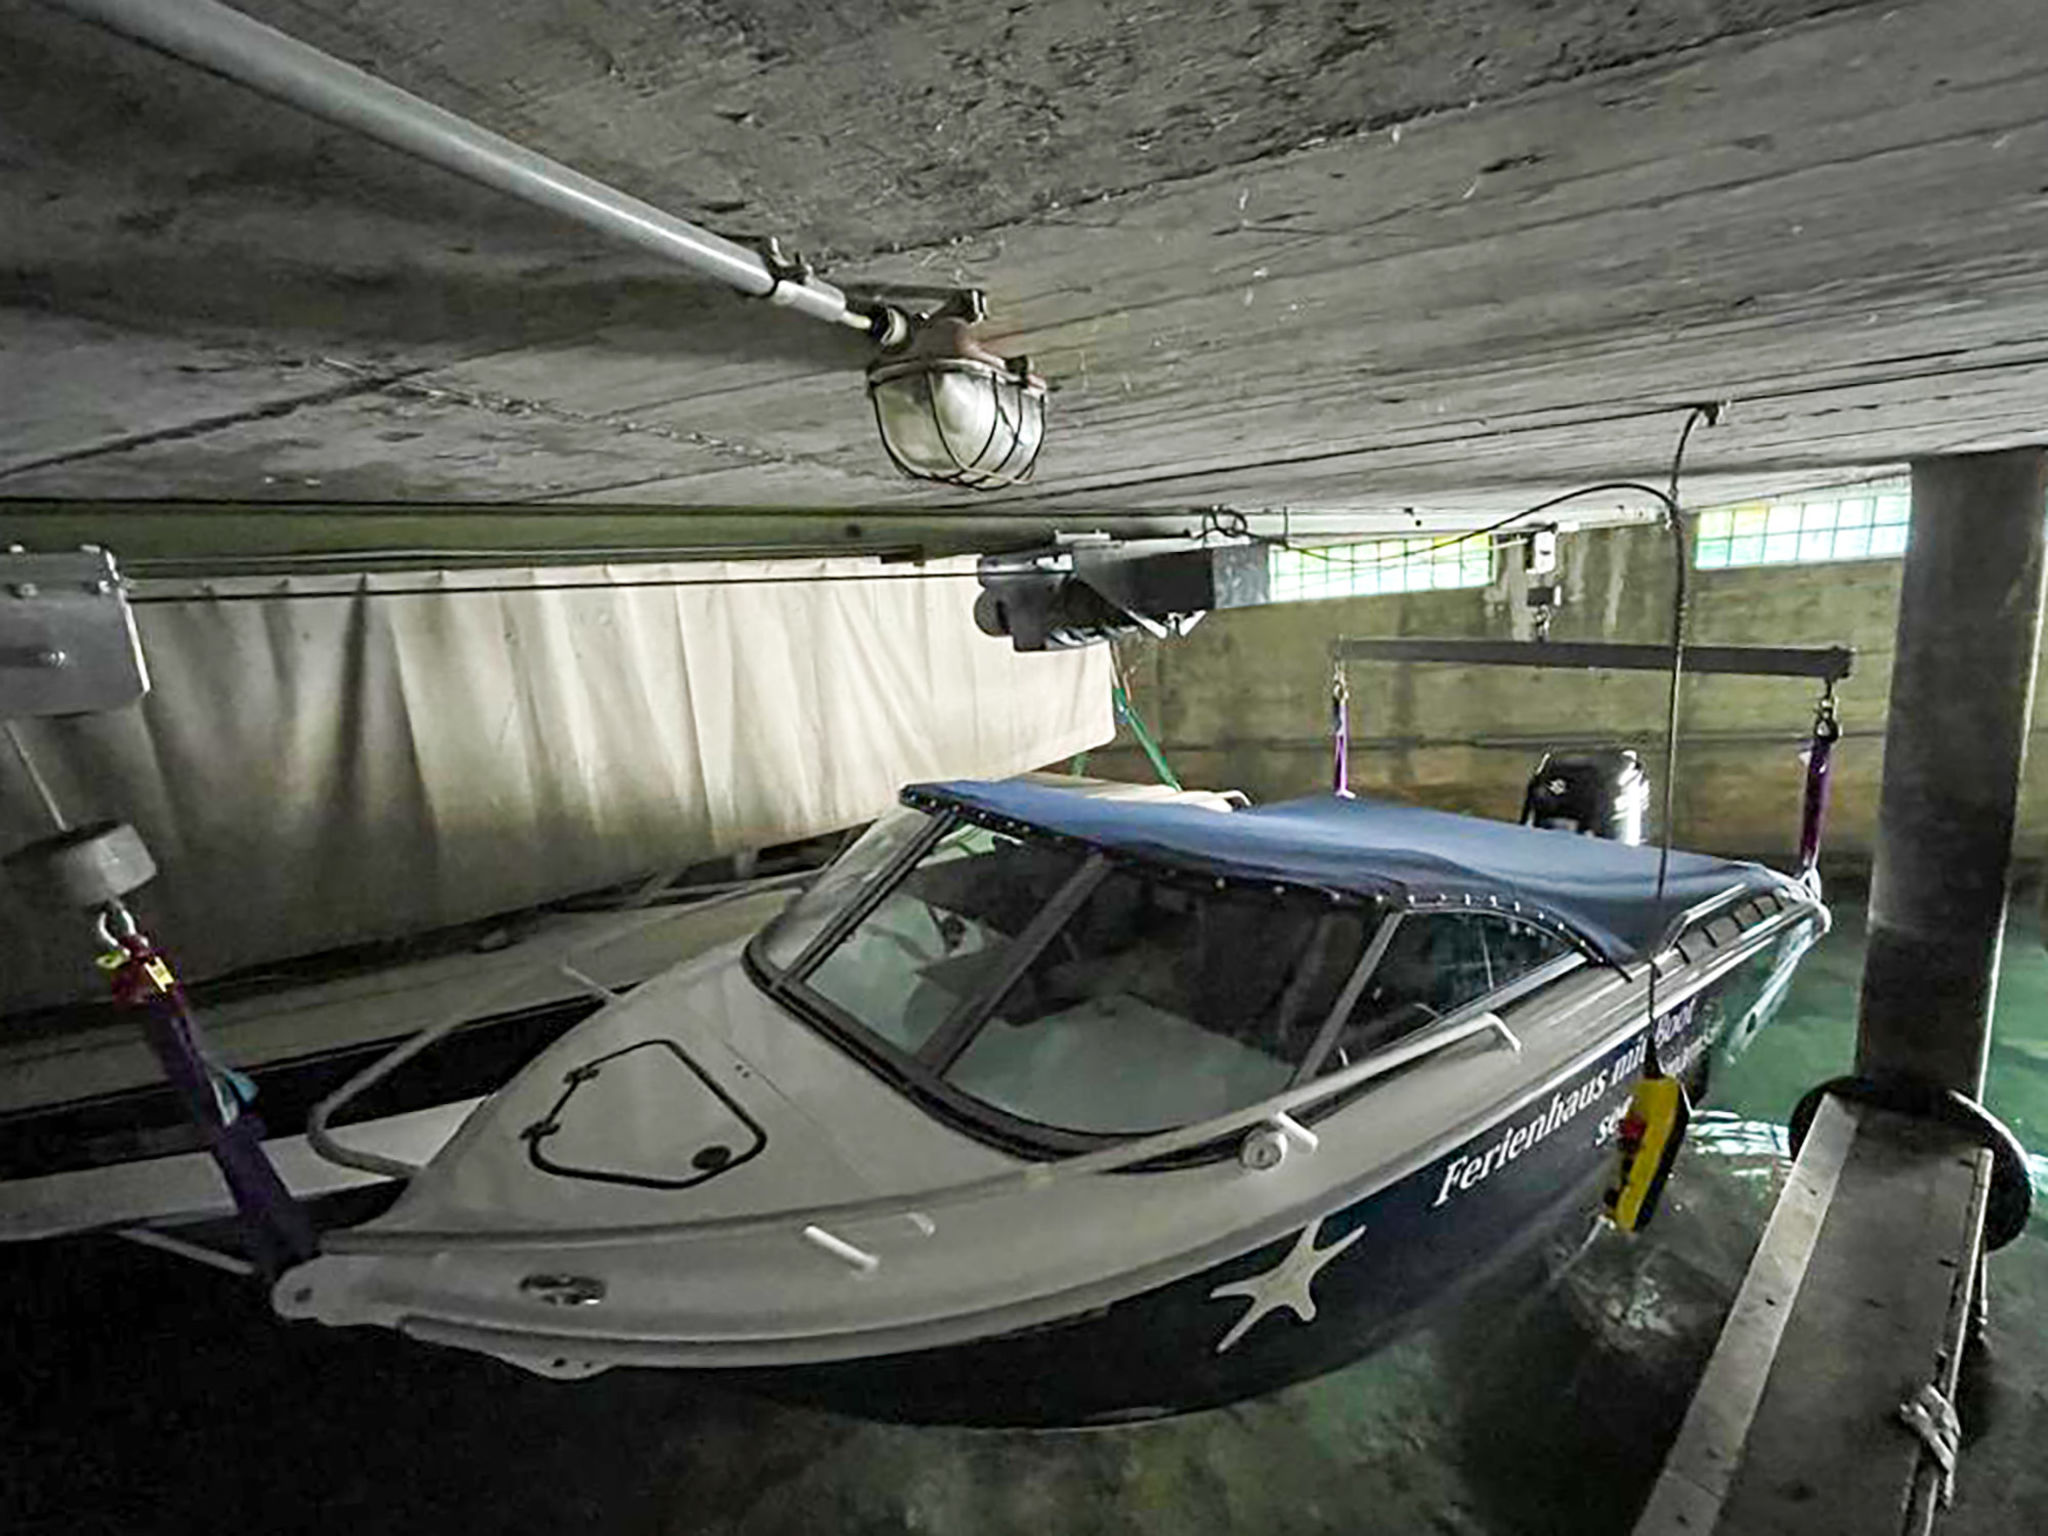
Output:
left=272, top=775, right=1827, bottom=1424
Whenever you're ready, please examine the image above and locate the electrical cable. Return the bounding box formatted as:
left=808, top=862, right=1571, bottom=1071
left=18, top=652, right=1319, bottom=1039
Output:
left=126, top=486, right=1638, bottom=603
left=1642, top=404, right=1717, bottom=1072
left=1257, top=480, right=1682, bottom=572
left=1255, top=409, right=1715, bottom=1046
left=116, top=444, right=1703, bottom=622
left=1263, top=405, right=1727, bottom=1072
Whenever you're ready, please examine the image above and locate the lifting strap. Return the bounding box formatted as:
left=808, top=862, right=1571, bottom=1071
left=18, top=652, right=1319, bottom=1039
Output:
left=1798, top=686, right=1841, bottom=878
left=1331, top=662, right=1354, bottom=799
left=1110, top=656, right=1181, bottom=791
left=101, top=915, right=315, bottom=1274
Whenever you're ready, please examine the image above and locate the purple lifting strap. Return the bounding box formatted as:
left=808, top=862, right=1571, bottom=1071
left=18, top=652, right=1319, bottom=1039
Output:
left=1798, top=697, right=1841, bottom=875
left=118, top=940, right=315, bottom=1274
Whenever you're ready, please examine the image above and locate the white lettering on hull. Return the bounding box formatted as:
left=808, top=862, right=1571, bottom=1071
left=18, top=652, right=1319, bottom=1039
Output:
left=1429, top=997, right=1705, bottom=1211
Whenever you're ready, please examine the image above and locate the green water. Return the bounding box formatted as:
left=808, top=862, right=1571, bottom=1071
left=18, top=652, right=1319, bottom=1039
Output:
left=8, top=886, right=2048, bottom=1534
left=1713, top=878, right=2048, bottom=1184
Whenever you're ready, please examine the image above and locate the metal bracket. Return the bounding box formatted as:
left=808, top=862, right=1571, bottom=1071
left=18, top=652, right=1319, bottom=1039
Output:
left=1897, top=1381, right=1960, bottom=1506
left=3, top=819, right=157, bottom=908
left=930, top=287, right=988, bottom=325
left=752, top=235, right=812, bottom=286
left=0, top=546, right=149, bottom=717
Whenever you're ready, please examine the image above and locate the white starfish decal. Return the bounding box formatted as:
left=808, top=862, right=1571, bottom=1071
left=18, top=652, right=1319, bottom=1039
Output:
left=1208, top=1217, right=1365, bottom=1354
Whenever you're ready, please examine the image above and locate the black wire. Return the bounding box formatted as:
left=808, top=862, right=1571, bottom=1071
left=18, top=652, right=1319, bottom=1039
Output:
left=122, top=481, right=1690, bottom=600
left=1643, top=405, right=1714, bottom=1073
left=1251, top=436, right=1706, bottom=1055
left=1275, top=480, right=1678, bottom=570
left=1240, top=419, right=1713, bottom=1075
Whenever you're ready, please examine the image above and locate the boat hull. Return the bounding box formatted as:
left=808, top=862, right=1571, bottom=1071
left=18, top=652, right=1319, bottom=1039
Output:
left=704, top=978, right=1748, bottom=1426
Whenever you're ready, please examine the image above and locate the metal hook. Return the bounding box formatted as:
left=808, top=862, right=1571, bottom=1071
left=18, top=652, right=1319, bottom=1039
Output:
left=1813, top=680, right=1841, bottom=736
left=94, top=901, right=139, bottom=950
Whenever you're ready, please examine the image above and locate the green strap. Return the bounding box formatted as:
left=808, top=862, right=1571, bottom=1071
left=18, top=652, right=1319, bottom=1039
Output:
left=1113, top=681, right=1182, bottom=791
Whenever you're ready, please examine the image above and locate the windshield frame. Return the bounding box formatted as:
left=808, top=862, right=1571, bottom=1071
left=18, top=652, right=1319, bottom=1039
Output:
left=751, top=807, right=956, bottom=984
left=743, top=801, right=1583, bottom=1155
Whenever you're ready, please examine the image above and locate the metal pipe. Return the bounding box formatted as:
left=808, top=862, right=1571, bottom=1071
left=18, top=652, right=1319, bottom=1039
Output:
left=119, top=1226, right=259, bottom=1278
left=1857, top=450, right=2048, bottom=1094
left=43, top=0, right=873, bottom=332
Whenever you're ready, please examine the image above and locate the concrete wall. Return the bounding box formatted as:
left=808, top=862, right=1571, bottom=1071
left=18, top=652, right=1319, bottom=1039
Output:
left=1094, top=526, right=2011, bottom=870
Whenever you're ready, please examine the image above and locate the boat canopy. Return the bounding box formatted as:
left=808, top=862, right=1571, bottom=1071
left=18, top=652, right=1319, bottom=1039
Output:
left=902, top=780, right=1790, bottom=968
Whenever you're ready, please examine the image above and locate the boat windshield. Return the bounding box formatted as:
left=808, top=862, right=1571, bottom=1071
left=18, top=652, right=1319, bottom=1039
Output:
left=801, top=818, right=1093, bottom=1056
left=768, top=810, right=1385, bottom=1137
left=754, top=806, right=935, bottom=972
left=943, top=867, right=1377, bottom=1134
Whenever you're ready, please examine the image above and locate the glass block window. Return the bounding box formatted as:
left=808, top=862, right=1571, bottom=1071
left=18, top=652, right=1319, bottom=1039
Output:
left=1268, top=535, right=1492, bottom=602
left=1694, top=482, right=1911, bottom=569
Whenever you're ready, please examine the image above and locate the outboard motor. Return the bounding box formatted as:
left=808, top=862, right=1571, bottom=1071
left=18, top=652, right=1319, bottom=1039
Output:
left=1521, top=749, right=1650, bottom=844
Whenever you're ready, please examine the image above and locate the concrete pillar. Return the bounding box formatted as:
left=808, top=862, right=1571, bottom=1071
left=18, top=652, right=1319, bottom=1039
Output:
left=1857, top=449, right=2048, bottom=1094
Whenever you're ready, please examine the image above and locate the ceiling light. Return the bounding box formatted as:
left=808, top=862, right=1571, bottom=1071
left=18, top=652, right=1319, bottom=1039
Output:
left=867, top=294, right=1048, bottom=488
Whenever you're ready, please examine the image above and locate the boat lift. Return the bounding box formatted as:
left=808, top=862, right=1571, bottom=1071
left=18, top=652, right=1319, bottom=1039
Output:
left=1328, top=635, right=1852, bottom=876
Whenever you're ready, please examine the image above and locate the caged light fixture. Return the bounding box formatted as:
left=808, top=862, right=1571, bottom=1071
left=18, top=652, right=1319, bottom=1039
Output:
left=866, top=292, right=1048, bottom=488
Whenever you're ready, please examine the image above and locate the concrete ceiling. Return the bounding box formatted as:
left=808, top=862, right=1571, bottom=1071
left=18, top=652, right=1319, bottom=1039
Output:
left=3, top=0, right=2046, bottom=559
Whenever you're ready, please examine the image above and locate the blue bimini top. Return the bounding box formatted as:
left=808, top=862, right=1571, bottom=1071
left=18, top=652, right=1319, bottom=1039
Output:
left=901, top=779, right=1795, bottom=969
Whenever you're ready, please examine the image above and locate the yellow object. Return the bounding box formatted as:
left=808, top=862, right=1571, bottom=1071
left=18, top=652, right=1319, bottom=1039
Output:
left=1604, top=1073, right=1691, bottom=1232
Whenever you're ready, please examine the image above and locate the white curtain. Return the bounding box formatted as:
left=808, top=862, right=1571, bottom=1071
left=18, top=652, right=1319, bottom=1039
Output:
left=0, top=558, right=1110, bottom=1011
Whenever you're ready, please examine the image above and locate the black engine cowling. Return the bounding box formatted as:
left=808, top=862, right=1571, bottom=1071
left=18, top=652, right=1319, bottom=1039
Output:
left=1520, top=749, right=1650, bottom=844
